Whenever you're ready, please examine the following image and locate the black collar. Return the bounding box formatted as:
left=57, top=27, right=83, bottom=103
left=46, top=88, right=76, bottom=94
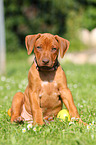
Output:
left=34, top=57, right=60, bottom=71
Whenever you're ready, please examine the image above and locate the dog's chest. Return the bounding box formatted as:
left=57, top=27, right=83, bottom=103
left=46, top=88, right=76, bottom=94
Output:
left=39, top=80, right=60, bottom=108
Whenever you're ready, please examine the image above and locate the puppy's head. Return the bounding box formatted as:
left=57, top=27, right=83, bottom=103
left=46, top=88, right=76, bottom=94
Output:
left=25, top=33, right=69, bottom=69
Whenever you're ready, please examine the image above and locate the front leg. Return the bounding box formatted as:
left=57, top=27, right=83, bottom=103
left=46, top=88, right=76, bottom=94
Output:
left=56, top=67, right=86, bottom=125
left=29, top=88, right=44, bottom=125
left=60, top=88, right=87, bottom=125
left=60, top=87, right=80, bottom=119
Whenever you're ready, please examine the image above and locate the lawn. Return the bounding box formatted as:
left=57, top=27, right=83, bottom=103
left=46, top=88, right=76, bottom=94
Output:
left=0, top=51, right=96, bottom=145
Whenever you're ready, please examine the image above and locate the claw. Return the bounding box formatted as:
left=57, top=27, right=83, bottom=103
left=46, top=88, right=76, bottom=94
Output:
left=14, top=116, right=24, bottom=123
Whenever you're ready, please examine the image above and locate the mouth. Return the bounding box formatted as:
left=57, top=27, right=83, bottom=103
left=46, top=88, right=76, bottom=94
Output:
left=34, top=57, right=59, bottom=71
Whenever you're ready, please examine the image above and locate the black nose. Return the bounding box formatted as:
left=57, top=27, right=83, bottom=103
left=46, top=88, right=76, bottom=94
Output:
left=42, top=59, right=49, bottom=64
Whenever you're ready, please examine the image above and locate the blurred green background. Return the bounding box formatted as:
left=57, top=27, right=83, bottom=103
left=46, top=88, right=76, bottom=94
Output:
left=4, top=0, right=96, bottom=52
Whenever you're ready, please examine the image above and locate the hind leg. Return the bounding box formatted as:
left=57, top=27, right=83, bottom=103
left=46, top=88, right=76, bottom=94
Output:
left=11, top=92, right=24, bottom=123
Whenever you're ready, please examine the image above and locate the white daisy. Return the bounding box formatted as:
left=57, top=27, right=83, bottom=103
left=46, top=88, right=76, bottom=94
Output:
left=91, top=134, right=94, bottom=139
left=69, top=121, right=74, bottom=125
left=87, top=125, right=90, bottom=130
left=22, top=128, right=26, bottom=133
left=1, top=76, right=6, bottom=81
left=89, top=123, right=93, bottom=126
left=27, top=124, right=32, bottom=130
left=33, top=127, right=36, bottom=131
left=92, top=121, right=95, bottom=125
left=71, top=117, right=75, bottom=121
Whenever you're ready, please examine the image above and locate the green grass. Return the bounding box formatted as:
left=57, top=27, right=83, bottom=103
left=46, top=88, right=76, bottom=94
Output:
left=0, top=51, right=96, bottom=145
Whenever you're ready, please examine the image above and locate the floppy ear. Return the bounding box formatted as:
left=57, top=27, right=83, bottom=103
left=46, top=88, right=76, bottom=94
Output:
left=25, top=33, right=41, bottom=55
left=55, top=35, right=70, bottom=58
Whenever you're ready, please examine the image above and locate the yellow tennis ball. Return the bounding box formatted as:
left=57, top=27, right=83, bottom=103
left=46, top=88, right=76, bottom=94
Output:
left=7, top=108, right=11, bottom=117
left=57, top=109, right=71, bottom=121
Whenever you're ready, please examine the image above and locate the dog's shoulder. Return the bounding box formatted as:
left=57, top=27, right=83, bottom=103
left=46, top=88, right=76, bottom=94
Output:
left=28, top=63, right=40, bottom=81
left=55, top=65, right=67, bottom=87
left=56, top=65, right=66, bottom=77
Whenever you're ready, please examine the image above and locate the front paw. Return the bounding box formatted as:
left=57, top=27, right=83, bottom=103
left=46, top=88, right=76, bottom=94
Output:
left=33, top=120, right=44, bottom=126
left=71, top=117, right=87, bottom=126
left=78, top=118, right=87, bottom=126
left=11, top=116, right=24, bottom=123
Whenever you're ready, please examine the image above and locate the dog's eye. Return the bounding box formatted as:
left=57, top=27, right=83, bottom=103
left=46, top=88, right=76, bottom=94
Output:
left=52, top=48, right=57, bottom=51
left=37, top=46, right=42, bottom=50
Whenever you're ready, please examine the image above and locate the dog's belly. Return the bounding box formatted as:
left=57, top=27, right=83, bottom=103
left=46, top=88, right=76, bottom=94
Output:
left=39, top=81, right=62, bottom=117
left=23, top=81, right=62, bottom=119
left=41, top=95, right=62, bottom=117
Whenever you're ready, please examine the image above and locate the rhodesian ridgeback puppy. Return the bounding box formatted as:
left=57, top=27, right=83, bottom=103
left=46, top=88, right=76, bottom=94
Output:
left=11, top=33, right=84, bottom=125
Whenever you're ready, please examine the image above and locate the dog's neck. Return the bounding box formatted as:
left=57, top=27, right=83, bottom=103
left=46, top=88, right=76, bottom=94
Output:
left=34, top=57, right=60, bottom=71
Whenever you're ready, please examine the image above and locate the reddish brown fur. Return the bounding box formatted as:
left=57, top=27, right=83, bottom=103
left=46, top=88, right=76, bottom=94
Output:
left=11, top=33, right=85, bottom=125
